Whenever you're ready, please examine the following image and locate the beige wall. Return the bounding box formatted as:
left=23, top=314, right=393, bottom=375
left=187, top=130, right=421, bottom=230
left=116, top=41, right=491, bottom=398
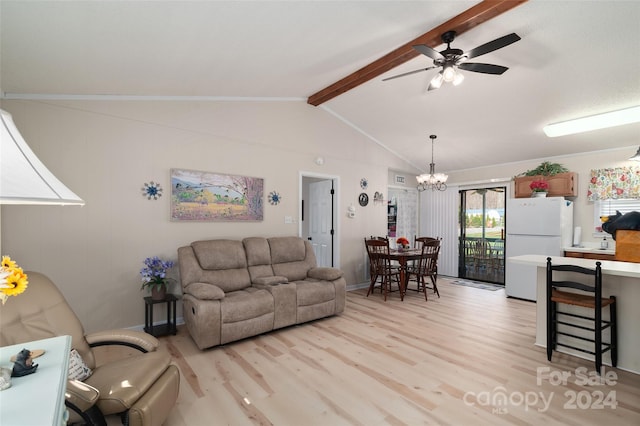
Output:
left=0, top=100, right=418, bottom=332
left=2, top=99, right=637, bottom=332
left=446, top=147, right=639, bottom=246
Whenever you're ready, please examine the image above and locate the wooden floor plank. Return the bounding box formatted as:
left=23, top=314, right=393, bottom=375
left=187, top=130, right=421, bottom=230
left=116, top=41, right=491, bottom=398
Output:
left=98, top=278, right=640, bottom=425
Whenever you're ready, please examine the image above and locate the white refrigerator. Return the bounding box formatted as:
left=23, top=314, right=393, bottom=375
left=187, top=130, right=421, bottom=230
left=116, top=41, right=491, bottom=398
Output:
left=505, top=197, right=574, bottom=301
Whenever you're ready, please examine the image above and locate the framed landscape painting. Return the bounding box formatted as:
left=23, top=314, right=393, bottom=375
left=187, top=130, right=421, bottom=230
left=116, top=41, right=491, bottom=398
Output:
left=170, top=168, right=264, bottom=221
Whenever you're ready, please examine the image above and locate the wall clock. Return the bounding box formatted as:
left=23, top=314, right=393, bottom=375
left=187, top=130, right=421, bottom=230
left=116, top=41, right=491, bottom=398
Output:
left=358, top=193, right=369, bottom=207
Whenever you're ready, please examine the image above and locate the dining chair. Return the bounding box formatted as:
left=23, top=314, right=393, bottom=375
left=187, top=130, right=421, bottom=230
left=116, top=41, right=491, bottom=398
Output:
left=364, top=236, right=389, bottom=292
left=546, top=257, right=617, bottom=373
left=468, top=239, right=493, bottom=279
left=364, top=238, right=401, bottom=301
left=414, top=236, right=441, bottom=247
left=406, top=239, right=441, bottom=300
left=411, top=236, right=441, bottom=281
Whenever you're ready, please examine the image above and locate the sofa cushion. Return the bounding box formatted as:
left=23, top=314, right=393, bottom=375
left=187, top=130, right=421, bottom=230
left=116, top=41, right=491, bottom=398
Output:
left=252, top=276, right=288, bottom=286
left=184, top=283, right=225, bottom=300
left=192, top=240, right=247, bottom=270
left=243, top=237, right=272, bottom=266
left=190, top=240, right=252, bottom=292
left=269, top=238, right=318, bottom=281
left=296, top=281, right=335, bottom=307
left=307, top=267, right=343, bottom=281
left=244, top=237, right=277, bottom=282
left=269, top=237, right=306, bottom=263
left=222, top=288, right=274, bottom=323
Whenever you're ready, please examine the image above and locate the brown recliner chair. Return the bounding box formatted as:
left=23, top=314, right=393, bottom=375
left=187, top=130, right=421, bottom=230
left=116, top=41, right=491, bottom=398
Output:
left=0, top=272, right=180, bottom=425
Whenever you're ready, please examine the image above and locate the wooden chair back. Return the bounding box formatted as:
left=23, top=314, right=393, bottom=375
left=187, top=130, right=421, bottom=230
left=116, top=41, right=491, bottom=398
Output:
left=414, top=236, right=441, bottom=248
left=546, top=257, right=606, bottom=307
left=414, top=240, right=441, bottom=277
left=365, top=238, right=392, bottom=275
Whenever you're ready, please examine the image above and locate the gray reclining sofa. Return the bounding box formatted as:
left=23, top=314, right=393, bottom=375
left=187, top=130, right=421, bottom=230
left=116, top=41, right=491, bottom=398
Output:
left=178, top=236, right=346, bottom=349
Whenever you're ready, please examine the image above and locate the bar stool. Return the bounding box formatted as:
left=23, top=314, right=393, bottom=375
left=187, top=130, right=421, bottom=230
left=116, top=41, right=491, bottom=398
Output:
left=546, top=257, right=617, bottom=373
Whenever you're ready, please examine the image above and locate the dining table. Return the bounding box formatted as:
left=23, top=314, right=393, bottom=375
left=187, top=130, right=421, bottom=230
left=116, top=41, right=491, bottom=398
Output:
left=388, top=248, right=422, bottom=298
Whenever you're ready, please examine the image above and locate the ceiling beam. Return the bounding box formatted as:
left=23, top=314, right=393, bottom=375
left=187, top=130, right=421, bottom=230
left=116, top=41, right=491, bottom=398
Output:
left=307, top=0, right=528, bottom=106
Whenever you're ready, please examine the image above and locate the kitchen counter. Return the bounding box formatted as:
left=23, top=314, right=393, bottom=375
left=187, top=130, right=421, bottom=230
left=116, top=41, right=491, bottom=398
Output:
left=515, top=254, right=639, bottom=277
left=563, top=246, right=615, bottom=256
left=509, top=254, right=640, bottom=374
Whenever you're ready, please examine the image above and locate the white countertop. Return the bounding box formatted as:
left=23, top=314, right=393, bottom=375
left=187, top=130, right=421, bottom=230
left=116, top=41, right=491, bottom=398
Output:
left=563, top=246, right=615, bottom=255
left=509, top=254, right=640, bottom=279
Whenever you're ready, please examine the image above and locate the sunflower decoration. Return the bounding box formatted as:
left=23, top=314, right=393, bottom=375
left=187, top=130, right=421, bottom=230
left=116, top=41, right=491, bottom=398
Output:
left=0, top=256, right=28, bottom=305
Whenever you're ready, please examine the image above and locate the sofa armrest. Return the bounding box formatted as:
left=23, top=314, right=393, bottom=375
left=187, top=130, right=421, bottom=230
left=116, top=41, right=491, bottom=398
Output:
left=85, top=329, right=159, bottom=352
left=307, top=267, right=344, bottom=281
left=184, top=282, right=225, bottom=300
left=252, top=276, right=289, bottom=286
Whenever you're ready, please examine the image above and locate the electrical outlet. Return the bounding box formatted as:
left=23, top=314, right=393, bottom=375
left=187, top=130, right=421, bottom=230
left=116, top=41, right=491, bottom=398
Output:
left=284, top=216, right=293, bottom=224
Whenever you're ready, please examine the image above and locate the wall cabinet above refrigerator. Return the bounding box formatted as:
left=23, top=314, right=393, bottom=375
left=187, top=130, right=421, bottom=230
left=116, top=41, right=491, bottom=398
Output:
left=514, top=172, right=577, bottom=198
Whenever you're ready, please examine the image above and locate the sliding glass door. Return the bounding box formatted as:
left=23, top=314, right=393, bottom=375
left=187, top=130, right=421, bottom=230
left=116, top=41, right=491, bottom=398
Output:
left=459, top=187, right=506, bottom=284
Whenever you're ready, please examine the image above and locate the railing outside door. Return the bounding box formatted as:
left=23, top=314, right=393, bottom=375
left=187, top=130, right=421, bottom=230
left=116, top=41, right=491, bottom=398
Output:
left=459, top=187, right=505, bottom=284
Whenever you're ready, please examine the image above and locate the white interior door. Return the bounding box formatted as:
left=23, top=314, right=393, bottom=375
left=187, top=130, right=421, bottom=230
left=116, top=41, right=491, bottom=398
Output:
left=309, top=180, right=333, bottom=267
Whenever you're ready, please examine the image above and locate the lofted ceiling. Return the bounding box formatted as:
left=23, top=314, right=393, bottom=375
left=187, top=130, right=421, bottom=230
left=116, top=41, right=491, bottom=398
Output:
left=1, top=0, right=639, bottom=175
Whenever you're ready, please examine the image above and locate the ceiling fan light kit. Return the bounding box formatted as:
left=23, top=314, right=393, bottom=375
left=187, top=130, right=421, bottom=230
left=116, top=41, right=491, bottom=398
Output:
left=543, top=105, right=640, bottom=138
left=384, top=30, right=521, bottom=91
left=430, top=72, right=444, bottom=89
left=417, top=135, right=448, bottom=192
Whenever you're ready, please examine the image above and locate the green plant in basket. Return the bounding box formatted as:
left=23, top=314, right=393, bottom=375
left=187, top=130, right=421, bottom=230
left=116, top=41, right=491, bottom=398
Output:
left=520, top=161, right=568, bottom=177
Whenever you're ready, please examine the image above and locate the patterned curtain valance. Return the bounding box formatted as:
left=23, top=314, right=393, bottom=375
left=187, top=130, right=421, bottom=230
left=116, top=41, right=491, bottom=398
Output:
left=587, top=166, right=640, bottom=201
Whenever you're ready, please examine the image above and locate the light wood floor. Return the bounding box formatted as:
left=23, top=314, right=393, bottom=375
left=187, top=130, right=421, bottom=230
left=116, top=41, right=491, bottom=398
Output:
left=98, top=278, right=640, bottom=425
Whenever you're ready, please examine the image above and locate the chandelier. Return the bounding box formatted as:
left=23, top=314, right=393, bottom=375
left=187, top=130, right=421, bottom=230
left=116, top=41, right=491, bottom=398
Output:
left=416, top=134, right=448, bottom=192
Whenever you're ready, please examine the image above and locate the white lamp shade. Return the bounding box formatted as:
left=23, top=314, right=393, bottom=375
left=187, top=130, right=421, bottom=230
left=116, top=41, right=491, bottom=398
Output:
left=0, top=109, right=84, bottom=205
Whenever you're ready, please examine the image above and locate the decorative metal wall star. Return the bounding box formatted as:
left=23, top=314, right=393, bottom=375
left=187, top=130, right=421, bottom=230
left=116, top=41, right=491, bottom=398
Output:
left=268, top=191, right=281, bottom=205
left=142, top=182, right=163, bottom=200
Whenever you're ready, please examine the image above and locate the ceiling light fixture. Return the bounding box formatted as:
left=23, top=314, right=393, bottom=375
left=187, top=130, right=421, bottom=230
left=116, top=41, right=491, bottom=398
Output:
left=442, top=65, right=456, bottom=83
left=629, top=146, right=640, bottom=161
left=429, top=72, right=444, bottom=90
left=453, top=71, right=465, bottom=86
left=429, top=65, right=464, bottom=89
left=0, top=109, right=85, bottom=205
left=543, top=106, right=640, bottom=138
left=417, top=134, right=448, bottom=192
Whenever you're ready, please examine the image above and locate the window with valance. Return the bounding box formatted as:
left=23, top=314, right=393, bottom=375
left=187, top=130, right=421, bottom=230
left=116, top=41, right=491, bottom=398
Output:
left=587, top=166, right=640, bottom=201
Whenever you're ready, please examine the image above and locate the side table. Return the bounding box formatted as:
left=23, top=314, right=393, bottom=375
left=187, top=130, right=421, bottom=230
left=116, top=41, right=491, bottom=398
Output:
left=144, top=294, right=178, bottom=337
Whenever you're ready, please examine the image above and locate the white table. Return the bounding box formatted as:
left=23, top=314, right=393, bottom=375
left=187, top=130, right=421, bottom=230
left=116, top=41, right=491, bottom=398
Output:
left=509, top=255, right=640, bottom=374
left=0, top=335, right=71, bottom=425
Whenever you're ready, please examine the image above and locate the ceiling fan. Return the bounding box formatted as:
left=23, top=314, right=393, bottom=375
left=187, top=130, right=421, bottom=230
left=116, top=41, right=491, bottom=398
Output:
left=383, top=30, right=521, bottom=91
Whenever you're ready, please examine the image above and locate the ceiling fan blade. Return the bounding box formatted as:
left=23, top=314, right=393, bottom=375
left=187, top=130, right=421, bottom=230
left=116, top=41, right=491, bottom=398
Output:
left=382, top=66, right=437, bottom=81
left=463, top=33, right=521, bottom=60
left=412, top=44, right=445, bottom=61
left=458, top=62, right=509, bottom=75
